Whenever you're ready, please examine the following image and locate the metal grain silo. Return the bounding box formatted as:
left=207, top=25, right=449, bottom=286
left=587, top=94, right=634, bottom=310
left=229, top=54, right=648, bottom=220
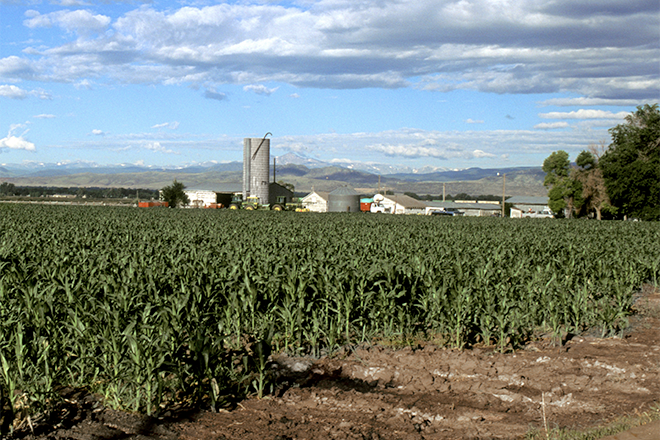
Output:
left=328, top=186, right=360, bottom=212
left=243, top=136, right=270, bottom=204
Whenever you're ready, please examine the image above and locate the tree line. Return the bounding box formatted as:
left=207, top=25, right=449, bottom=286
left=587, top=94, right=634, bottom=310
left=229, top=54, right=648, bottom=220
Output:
left=543, top=104, right=659, bottom=221
left=0, top=183, right=159, bottom=200
left=404, top=192, right=502, bottom=202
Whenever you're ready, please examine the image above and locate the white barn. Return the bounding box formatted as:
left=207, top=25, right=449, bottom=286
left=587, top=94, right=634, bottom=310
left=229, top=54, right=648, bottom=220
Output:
left=506, top=196, right=553, bottom=218
left=301, top=191, right=330, bottom=212
left=372, top=194, right=428, bottom=214
left=185, top=189, right=221, bottom=208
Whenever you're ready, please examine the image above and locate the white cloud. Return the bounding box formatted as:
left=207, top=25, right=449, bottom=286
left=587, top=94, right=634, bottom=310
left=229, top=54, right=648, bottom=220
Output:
left=244, top=84, right=279, bottom=96
left=367, top=143, right=450, bottom=159
left=466, top=119, right=484, bottom=124
left=2, top=1, right=653, bottom=100
left=0, top=136, right=36, bottom=151
left=365, top=143, right=497, bottom=160
left=152, top=121, right=180, bottom=130
left=473, top=149, right=495, bottom=158
left=74, top=80, right=94, bottom=90
left=0, top=56, right=34, bottom=78
left=57, top=1, right=91, bottom=6
left=274, top=124, right=610, bottom=166
left=0, top=84, right=28, bottom=99
left=539, top=110, right=629, bottom=119
left=143, top=141, right=176, bottom=154
left=1, top=124, right=36, bottom=151
left=534, top=122, right=570, bottom=130
left=34, top=114, right=56, bottom=119
left=91, top=129, right=105, bottom=135
left=32, top=89, right=52, bottom=100
left=24, top=9, right=111, bottom=35
left=290, top=93, right=300, bottom=98
left=0, top=85, right=52, bottom=100
left=538, top=97, right=644, bottom=107
left=204, top=88, right=227, bottom=101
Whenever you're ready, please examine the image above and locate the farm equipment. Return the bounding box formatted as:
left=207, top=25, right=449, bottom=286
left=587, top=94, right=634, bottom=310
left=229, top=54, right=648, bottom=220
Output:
left=229, top=193, right=306, bottom=211
left=271, top=196, right=305, bottom=211
left=360, top=198, right=373, bottom=212
left=242, top=196, right=270, bottom=210
left=228, top=193, right=271, bottom=210
left=229, top=193, right=243, bottom=210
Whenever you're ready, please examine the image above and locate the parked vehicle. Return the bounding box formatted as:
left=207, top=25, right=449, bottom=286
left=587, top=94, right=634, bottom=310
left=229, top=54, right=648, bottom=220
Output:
left=429, top=208, right=463, bottom=216
left=230, top=193, right=305, bottom=211
left=522, top=207, right=554, bottom=218
left=229, top=194, right=269, bottom=210
left=272, top=196, right=305, bottom=211
left=370, top=194, right=393, bottom=213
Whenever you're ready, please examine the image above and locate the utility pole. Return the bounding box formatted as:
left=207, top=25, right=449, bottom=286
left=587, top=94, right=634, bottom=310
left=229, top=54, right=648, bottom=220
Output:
left=501, top=173, right=506, bottom=218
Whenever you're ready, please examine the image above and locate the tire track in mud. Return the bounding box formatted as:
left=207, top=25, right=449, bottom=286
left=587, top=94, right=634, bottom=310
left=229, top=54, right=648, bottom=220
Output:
left=178, top=313, right=659, bottom=440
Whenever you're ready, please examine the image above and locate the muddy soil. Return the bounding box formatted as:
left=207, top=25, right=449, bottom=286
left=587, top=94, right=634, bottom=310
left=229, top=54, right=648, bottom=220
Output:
left=16, top=286, right=660, bottom=440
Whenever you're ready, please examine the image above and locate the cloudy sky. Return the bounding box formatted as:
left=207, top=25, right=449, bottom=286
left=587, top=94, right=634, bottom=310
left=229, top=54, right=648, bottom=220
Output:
left=1, top=0, right=658, bottom=170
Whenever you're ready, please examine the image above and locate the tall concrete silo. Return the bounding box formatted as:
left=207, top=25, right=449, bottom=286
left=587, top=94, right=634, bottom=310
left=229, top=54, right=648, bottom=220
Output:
left=243, top=136, right=270, bottom=204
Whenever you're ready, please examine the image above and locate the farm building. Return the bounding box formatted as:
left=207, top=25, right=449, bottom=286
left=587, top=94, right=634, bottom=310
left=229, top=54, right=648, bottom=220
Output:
left=268, top=182, right=294, bottom=206
left=182, top=182, right=292, bottom=208
left=425, top=201, right=502, bottom=217
left=185, top=189, right=225, bottom=208
left=183, top=184, right=241, bottom=208
left=371, top=194, right=427, bottom=214
left=506, top=196, right=553, bottom=218
left=301, top=191, right=330, bottom=212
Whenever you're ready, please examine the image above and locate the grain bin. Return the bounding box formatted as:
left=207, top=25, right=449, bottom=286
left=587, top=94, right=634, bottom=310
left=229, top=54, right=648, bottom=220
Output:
left=328, top=187, right=360, bottom=212
left=243, top=136, right=270, bottom=205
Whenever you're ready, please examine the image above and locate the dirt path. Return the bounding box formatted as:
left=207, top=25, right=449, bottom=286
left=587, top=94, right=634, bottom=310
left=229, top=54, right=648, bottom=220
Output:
left=19, top=288, right=660, bottom=440
left=176, top=321, right=659, bottom=439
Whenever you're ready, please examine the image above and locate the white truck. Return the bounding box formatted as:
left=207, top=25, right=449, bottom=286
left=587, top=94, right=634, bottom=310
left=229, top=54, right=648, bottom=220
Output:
left=370, top=194, right=393, bottom=213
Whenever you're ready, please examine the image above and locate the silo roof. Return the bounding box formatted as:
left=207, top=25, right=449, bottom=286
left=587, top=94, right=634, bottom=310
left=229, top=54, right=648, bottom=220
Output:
left=329, top=186, right=359, bottom=196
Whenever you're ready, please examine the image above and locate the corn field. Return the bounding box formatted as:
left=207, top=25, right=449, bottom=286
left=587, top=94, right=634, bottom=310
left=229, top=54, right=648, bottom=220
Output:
left=1, top=204, right=658, bottom=424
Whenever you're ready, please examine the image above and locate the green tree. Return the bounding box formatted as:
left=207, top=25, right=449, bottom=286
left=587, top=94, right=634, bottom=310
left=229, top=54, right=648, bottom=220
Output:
left=600, top=104, right=660, bottom=220
left=276, top=181, right=295, bottom=193
left=453, top=192, right=472, bottom=201
left=574, top=144, right=615, bottom=220
left=542, top=150, right=582, bottom=218
left=160, top=179, right=190, bottom=208
left=0, top=182, right=16, bottom=196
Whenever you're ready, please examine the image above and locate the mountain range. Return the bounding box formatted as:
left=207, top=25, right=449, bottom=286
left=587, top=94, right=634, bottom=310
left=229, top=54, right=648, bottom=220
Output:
left=0, top=153, right=547, bottom=197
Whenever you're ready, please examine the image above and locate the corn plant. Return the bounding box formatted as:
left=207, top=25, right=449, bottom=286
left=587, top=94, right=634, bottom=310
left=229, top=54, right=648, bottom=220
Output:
left=0, top=204, right=658, bottom=423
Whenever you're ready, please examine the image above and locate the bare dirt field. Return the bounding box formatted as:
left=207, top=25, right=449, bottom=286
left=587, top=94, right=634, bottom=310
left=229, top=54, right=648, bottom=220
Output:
left=17, top=286, right=660, bottom=440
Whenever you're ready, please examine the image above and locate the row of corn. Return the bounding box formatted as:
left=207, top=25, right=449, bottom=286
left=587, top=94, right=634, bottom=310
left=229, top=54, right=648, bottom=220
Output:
left=0, top=204, right=658, bottom=428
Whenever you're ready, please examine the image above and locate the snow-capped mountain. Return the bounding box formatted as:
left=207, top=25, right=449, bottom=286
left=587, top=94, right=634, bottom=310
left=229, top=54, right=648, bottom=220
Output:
left=275, top=152, right=453, bottom=175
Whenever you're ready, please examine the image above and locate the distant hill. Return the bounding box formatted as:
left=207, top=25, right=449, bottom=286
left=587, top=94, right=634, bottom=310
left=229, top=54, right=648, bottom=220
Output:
left=1, top=161, right=547, bottom=197
left=389, top=166, right=544, bottom=182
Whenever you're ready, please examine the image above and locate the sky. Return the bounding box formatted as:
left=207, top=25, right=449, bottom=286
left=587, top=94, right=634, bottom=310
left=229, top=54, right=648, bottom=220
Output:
left=1, top=0, right=658, bottom=171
